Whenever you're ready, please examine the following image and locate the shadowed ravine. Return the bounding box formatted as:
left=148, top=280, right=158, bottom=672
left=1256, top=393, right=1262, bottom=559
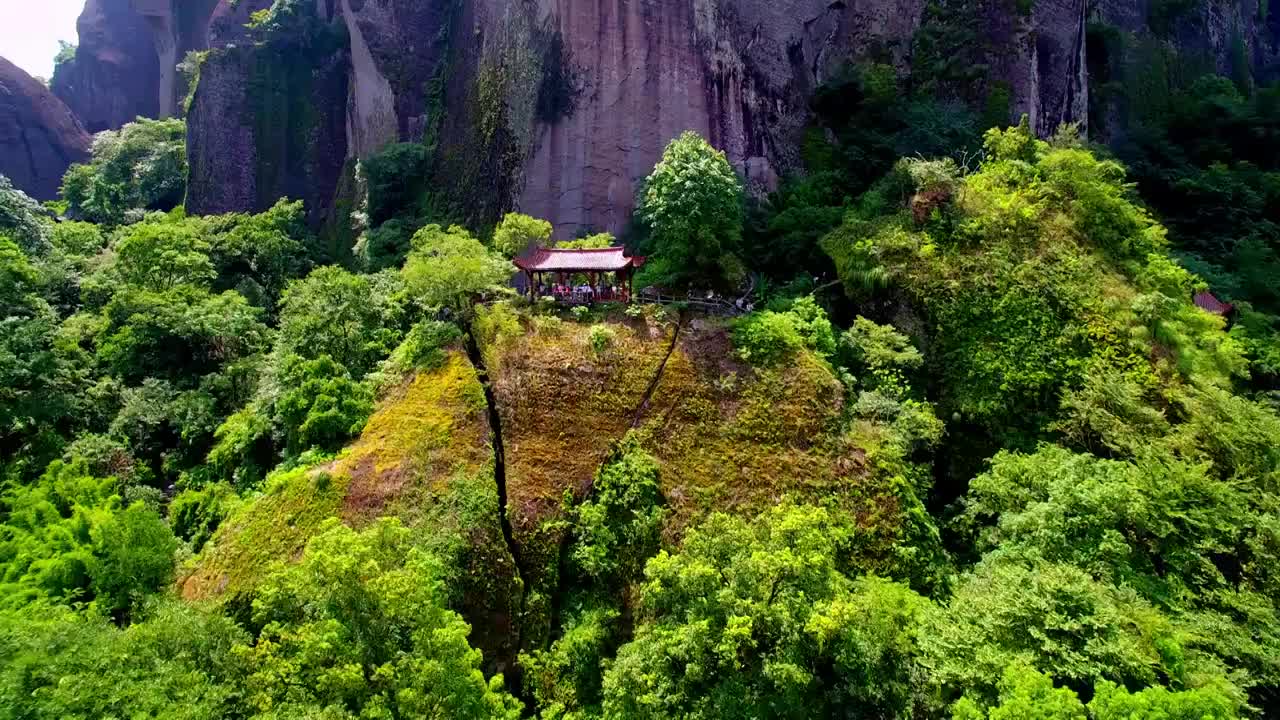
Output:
left=464, top=326, right=528, bottom=691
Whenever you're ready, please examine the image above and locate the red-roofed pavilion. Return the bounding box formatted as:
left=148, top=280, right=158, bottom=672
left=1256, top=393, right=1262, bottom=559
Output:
left=513, top=247, right=646, bottom=302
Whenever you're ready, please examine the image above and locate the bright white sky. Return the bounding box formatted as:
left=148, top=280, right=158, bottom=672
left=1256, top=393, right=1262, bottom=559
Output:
left=0, top=1, right=84, bottom=80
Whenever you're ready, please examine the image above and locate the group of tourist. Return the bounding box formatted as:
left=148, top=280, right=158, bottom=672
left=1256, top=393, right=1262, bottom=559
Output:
left=540, top=283, right=628, bottom=303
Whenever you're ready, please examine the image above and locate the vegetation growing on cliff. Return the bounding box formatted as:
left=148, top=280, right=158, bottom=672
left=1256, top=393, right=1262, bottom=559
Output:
left=60, top=118, right=187, bottom=226
left=2, top=43, right=1280, bottom=715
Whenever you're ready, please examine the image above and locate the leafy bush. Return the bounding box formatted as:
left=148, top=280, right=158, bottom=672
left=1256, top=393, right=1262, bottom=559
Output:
left=571, top=440, right=665, bottom=584
left=922, top=559, right=1201, bottom=702
left=61, top=118, right=187, bottom=225
left=168, top=482, right=238, bottom=553
left=492, top=212, right=552, bottom=258
left=0, top=600, right=249, bottom=718
left=48, top=221, right=104, bottom=258
left=842, top=316, right=925, bottom=397
left=0, top=176, right=50, bottom=251
left=733, top=297, right=835, bottom=365
left=951, top=665, right=1242, bottom=720
left=384, top=319, right=463, bottom=372
left=531, top=314, right=564, bottom=336
left=239, top=518, right=523, bottom=718
left=88, top=503, right=179, bottom=618
left=275, top=354, right=374, bottom=453
left=733, top=310, right=806, bottom=365
left=402, top=224, right=512, bottom=314
left=206, top=406, right=275, bottom=489
left=277, top=265, right=405, bottom=377
left=522, top=605, right=621, bottom=719
left=0, top=461, right=176, bottom=616
left=588, top=324, right=616, bottom=356
left=603, top=505, right=933, bottom=720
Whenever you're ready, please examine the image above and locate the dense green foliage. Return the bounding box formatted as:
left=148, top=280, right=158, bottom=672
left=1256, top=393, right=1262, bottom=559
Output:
left=636, top=132, right=746, bottom=290
left=0, top=521, right=524, bottom=719
left=1, top=27, right=1279, bottom=713
left=744, top=62, right=989, bottom=283
left=60, top=118, right=188, bottom=226
left=493, top=212, right=553, bottom=259
left=603, top=505, right=933, bottom=720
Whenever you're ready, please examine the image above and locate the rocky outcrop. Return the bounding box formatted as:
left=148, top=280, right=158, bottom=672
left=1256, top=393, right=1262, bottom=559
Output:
left=51, top=0, right=160, bottom=132
left=988, top=0, right=1089, bottom=137
left=53, top=0, right=261, bottom=132
left=55, top=0, right=1280, bottom=236
left=184, top=0, right=1089, bottom=235
left=209, top=0, right=274, bottom=47
left=512, top=0, right=976, bottom=234
left=0, top=57, right=92, bottom=201
left=185, top=36, right=350, bottom=225
left=178, top=0, right=1277, bottom=238
left=450, top=0, right=1089, bottom=234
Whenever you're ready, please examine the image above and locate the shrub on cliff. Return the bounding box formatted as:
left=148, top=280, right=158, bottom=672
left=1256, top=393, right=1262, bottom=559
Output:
left=636, top=131, right=745, bottom=291
left=0, top=176, right=50, bottom=252
left=492, top=212, right=552, bottom=259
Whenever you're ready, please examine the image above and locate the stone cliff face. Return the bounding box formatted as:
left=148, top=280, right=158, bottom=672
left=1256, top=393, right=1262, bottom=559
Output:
left=182, top=0, right=1096, bottom=235
left=55, top=0, right=1280, bottom=235
left=1088, top=0, right=1279, bottom=141
left=51, top=0, right=160, bottom=132
left=53, top=0, right=271, bottom=133
left=185, top=25, right=350, bottom=226
left=1098, top=0, right=1279, bottom=83
left=170, top=0, right=1276, bottom=238
left=0, top=57, right=92, bottom=201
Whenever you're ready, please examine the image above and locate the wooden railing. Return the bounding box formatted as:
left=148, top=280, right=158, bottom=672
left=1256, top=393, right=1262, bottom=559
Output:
left=635, top=289, right=752, bottom=316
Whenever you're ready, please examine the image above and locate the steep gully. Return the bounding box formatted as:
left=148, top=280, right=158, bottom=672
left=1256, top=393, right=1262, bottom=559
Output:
left=548, top=316, right=685, bottom=649
left=462, top=328, right=528, bottom=673
left=631, top=318, right=684, bottom=428
left=463, top=314, right=684, bottom=669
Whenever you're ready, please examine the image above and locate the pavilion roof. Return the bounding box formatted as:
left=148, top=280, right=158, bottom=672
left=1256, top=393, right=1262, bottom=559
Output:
left=513, top=247, right=646, bottom=272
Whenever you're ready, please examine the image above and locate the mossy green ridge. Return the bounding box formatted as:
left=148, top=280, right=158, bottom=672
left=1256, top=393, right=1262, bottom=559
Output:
left=181, top=351, right=495, bottom=596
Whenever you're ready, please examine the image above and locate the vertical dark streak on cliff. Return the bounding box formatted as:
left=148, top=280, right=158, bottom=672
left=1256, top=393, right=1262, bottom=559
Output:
left=631, top=315, right=683, bottom=428
left=545, top=519, right=576, bottom=651
left=464, top=325, right=528, bottom=697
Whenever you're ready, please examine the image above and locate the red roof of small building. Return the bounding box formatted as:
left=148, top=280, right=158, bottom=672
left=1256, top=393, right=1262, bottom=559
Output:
left=513, top=247, right=646, bottom=272
left=1194, top=291, right=1234, bottom=316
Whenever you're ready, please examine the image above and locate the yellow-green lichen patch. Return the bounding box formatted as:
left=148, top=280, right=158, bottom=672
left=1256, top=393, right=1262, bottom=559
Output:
left=340, top=352, right=491, bottom=523
left=179, top=350, right=496, bottom=603
left=488, top=318, right=677, bottom=535
left=484, top=313, right=886, bottom=551
left=178, top=464, right=349, bottom=602
left=634, top=320, right=862, bottom=535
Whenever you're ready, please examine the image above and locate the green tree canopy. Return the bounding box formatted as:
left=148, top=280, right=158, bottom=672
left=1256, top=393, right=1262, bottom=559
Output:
left=602, top=504, right=933, bottom=720
left=276, top=266, right=405, bottom=377
left=492, top=212, right=553, bottom=258
left=0, top=176, right=50, bottom=252
left=403, top=224, right=511, bottom=315
left=0, top=460, right=176, bottom=616
left=239, top=518, right=522, bottom=718
left=636, top=131, right=745, bottom=290
left=60, top=118, right=187, bottom=226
